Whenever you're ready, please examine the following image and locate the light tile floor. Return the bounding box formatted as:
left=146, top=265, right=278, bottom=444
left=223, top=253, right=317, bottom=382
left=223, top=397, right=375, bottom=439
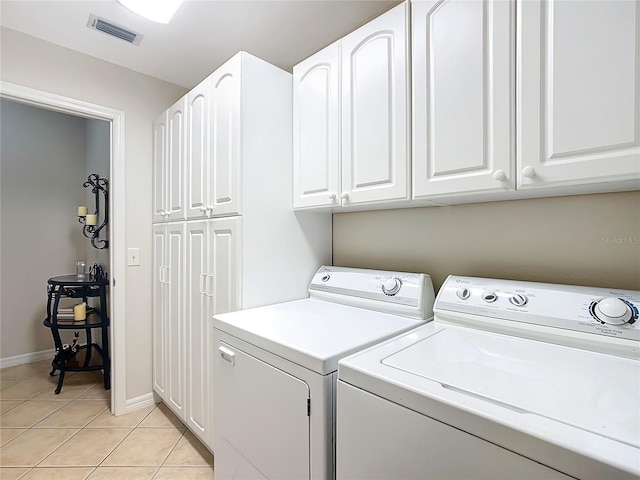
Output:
left=0, top=360, right=214, bottom=479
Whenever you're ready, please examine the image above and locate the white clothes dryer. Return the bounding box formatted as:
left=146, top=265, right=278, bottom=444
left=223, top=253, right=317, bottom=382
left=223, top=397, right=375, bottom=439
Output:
left=211, top=266, right=435, bottom=480
left=337, top=276, right=640, bottom=480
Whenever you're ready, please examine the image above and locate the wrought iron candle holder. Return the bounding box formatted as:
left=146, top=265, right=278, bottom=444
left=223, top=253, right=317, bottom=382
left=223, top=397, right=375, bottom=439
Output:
left=77, top=174, right=109, bottom=250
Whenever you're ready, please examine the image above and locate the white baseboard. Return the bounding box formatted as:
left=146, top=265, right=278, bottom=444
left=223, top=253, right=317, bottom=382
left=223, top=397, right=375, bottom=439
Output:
left=124, top=392, right=158, bottom=414
left=0, top=349, right=53, bottom=369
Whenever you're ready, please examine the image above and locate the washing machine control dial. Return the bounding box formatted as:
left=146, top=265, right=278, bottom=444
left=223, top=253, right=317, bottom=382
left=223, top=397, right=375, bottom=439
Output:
left=593, top=298, right=633, bottom=325
left=509, top=293, right=528, bottom=307
left=382, top=277, right=402, bottom=296
left=481, top=291, right=498, bottom=303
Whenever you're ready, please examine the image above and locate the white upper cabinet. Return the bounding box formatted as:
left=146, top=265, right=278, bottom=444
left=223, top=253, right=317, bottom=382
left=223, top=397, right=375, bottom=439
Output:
left=152, top=113, right=168, bottom=223
left=153, top=98, right=187, bottom=223
left=186, top=83, right=209, bottom=219
left=341, top=3, right=409, bottom=206
left=293, top=43, right=341, bottom=209
left=412, top=0, right=515, bottom=199
left=166, top=99, right=187, bottom=221
left=293, top=3, right=409, bottom=209
left=518, top=0, right=640, bottom=190
left=208, top=56, right=242, bottom=217
left=186, top=59, right=241, bottom=219
left=292, top=0, right=637, bottom=209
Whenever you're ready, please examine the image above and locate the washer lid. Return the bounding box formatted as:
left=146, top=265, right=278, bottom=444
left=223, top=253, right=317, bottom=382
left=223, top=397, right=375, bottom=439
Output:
left=213, top=298, right=424, bottom=375
left=382, top=326, right=640, bottom=448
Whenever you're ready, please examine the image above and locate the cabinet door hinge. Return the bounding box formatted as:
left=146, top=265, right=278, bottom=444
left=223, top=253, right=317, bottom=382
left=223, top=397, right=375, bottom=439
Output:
left=307, top=398, right=311, bottom=416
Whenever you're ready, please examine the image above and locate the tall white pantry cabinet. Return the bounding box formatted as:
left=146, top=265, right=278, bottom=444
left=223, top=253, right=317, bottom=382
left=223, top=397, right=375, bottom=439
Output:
left=152, top=51, right=332, bottom=450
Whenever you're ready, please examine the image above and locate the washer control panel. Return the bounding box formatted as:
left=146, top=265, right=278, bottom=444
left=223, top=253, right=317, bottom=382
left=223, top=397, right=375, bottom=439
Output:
left=436, top=276, right=640, bottom=343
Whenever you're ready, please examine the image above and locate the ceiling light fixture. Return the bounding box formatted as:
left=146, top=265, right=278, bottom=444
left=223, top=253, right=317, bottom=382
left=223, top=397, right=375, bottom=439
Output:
left=117, top=0, right=183, bottom=24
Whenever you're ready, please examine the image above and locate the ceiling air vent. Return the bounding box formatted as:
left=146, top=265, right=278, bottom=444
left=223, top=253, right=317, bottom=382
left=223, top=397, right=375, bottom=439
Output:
left=87, top=14, right=143, bottom=45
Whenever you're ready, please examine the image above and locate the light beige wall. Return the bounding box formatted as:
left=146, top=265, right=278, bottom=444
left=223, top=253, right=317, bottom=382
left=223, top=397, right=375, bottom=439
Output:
left=333, top=191, right=640, bottom=292
left=0, top=26, right=188, bottom=400
left=85, top=119, right=110, bottom=271
left=0, top=99, right=88, bottom=359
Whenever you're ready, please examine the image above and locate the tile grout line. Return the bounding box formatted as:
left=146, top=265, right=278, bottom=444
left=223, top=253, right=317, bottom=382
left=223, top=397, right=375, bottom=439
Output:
left=55, top=400, right=157, bottom=470
left=1, top=365, right=105, bottom=471
left=1, top=370, right=76, bottom=472
left=95, top=402, right=161, bottom=467
left=2, top=361, right=212, bottom=479
left=32, top=402, right=112, bottom=468
left=150, top=428, right=188, bottom=480
left=92, top=402, right=164, bottom=471
left=92, top=425, right=138, bottom=470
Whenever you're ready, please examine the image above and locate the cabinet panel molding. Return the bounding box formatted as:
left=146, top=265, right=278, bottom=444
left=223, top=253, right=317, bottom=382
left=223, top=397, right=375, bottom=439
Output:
left=341, top=2, right=409, bottom=205
left=517, top=0, right=640, bottom=189
left=167, top=100, right=187, bottom=221
left=413, top=0, right=515, bottom=199
left=186, top=88, right=208, bottom=219
left=293, top=43, right=341, bottom=208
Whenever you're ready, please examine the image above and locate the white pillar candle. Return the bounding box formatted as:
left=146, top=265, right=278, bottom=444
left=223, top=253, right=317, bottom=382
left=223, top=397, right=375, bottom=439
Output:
left=77, top=206, right=88, bottom=216
left=85, top=214, right=98, bottom=225
left=74, top=302, right=86, bottom=321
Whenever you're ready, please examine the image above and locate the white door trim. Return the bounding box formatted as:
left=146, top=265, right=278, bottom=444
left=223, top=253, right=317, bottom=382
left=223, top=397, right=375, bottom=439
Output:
left=0, top=80, right=126, bottom=415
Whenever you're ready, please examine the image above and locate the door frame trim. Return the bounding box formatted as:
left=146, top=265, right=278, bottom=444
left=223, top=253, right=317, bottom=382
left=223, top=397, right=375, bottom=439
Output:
left=1, top=80, right=126, bottom=415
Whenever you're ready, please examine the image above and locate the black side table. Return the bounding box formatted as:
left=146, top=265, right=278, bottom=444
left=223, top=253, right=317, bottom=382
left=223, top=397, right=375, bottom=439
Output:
left=43, top=274, right=110, bottom=394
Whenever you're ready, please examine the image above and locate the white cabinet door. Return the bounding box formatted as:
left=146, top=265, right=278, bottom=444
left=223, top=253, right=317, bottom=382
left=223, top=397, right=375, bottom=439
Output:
left=412, top=0, right=515, bottom=199
left=206, top=216, right=241, bottom=450
left=152, top=222, right=185, bottom=418
left=518, top=0, right=640, bottom=189
left=152, top=224, right=167, bottom=399
left=210, top=216, right=241, bottom=315
left=166, top=98, right=187, bottom=221
left=152, top=113, right=168, bottom=223
left=293, top=42, right=341, bottom=209
left=209, top=55, right=241, bottom=217
left=183, top=217, right=240, bottom=450
left=186, top=82, right=210, bottom=220
left=341, top=3, right=409, bottom=206
left=185, top=220, right=210, bottom=443
left=166, top=222, right=186, bottom=420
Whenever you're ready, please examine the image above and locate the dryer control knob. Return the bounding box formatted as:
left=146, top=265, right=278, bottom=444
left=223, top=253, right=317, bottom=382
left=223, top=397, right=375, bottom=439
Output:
left=594, top=298, right=632, bottom=325
left=382, top=277, right=402, bottom=296
left=456, top=288, right=471, bottom=300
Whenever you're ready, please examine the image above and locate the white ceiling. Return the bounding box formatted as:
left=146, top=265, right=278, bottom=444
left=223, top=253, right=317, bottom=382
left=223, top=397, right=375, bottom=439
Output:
left=0, top=0, right=400, bottom=89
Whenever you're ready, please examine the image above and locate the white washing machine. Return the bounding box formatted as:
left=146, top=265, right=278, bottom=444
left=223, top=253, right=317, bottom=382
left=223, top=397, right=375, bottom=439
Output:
left=211, top=265, right=436, bottom=479
left=337, top=276, right=640, bottom=480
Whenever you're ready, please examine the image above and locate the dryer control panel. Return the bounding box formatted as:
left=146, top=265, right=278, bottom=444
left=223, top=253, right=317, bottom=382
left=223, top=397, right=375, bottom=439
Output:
left=435, top=276, right=640, bottom=357
left=309, top=266, right=435, bottom=320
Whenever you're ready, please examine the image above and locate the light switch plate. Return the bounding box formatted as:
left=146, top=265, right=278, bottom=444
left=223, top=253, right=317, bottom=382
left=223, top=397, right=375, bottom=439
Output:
left=127, top=248, right=140, bottom=266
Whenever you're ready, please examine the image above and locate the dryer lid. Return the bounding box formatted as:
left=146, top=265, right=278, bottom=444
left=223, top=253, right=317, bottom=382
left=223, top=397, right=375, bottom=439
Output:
left=214, top=298, right=425, bottom=375
left=382, top=326, right=640, bottom=448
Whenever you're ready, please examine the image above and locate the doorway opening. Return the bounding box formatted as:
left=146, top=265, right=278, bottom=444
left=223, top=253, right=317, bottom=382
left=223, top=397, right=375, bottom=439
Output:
left=0, top=81, right=126, bottom=415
